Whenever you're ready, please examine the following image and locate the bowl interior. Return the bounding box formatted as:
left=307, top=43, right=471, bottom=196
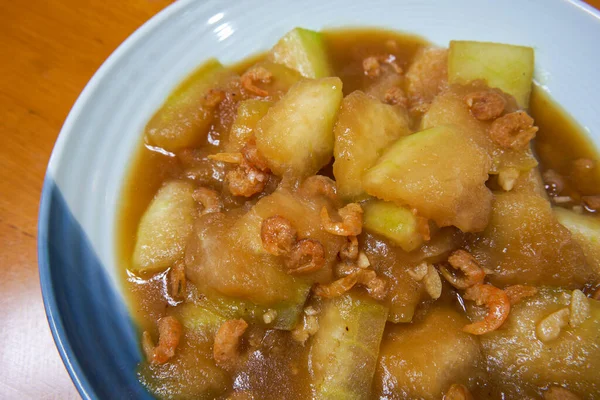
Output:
left=38, top=0, right=600, bottom=398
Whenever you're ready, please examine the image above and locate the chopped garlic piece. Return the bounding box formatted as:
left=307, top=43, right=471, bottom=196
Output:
left=423, top=265, right=442, bottom=299
left=498, top=168, right=520, bottom=191
left=569, top=289, right=591, bottom=327
left=408, top=262, right=429, bottom=281
left=536, top=307, right=570, bottom=342
left=356, top=251, right=370, bottom=269
left=262, top=309, right=278, bottom=324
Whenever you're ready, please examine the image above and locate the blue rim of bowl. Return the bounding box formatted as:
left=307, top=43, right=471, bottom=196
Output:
left=36, top=1, right=193, bottom=398
left=37, top=0, right=600, bottom=399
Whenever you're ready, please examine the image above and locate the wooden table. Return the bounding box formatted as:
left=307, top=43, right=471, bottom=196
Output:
left=0, top=1, right=173, bottom=398
left=1, top=0, right=599, bottom=398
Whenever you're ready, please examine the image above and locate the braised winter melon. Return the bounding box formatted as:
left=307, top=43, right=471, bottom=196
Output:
left=363, top=125, right=492, bottom=232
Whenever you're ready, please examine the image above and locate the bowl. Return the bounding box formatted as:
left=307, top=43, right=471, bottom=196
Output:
left=38, top=0, right=600, bottom=398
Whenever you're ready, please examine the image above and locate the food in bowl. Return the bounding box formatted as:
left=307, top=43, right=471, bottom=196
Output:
left=118, top=27, right=600, bottom=399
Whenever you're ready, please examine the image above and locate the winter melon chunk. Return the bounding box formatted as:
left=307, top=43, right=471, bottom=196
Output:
left=145, top=60, right=235, bottom=152
left=333, top=91, right=410, bottom=201
left=255, top=77, right=343, bottom=178
left=363, top=200, right=425, bottom=252
left=373, top=304, right=482, bottom=399
left=226, top=99, right=272, bottom=152
left=268, top=27, right=333, bottom=78
left=474, top=287, right=600, bottom=398
left=467, top=192, right=592, bottom=288
left=139, top=303, right=229, bottom=399
left=448, top=41, right=534, bottom=107
left=362, top=125, right=492, bottom=232
left=554, top=207, right=600, bottom=278
left=309, top=293, right=388, bottom=399
left=132, top=181, right=196, bottom=272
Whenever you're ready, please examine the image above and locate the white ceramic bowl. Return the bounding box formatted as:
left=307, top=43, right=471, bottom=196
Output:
left=38, top=0, right=600, bottom=398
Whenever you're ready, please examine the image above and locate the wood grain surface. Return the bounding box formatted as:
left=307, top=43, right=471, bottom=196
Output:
left=0, top=0, right=598, bottom=398
left=0, top=1, right=174, bottom=398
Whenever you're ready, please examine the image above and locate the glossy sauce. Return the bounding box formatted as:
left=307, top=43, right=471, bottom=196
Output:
left=117, top=29, right=600, bottom=399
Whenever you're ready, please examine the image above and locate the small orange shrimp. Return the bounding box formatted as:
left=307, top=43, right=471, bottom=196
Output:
left=384, top=86, right=408, bottom=107
left=286, top=239, right=326, bottom=274
left=241, top=139, right=270, bottom=172
left=192, top=187, right=223, bottom=215
left=462, top=284, right=510, bottom=335
left=202, top=88, right=226, bottom=108
left=443, top=384, right=474, bottom=400
left=363, top=56, right=381, bottom=77
left=225, top=164, right=268, bottom=197
left=335, top=261, right=362, bottom=277
left=489, top=111, right=538, bottom=150
left=142, top=316, right=182, bottom=365
left=504, top=284, right=538, bottom=305
left=213, top=319, right=248, bottom=369
left=464, top=90, right=506, bottom=121
left=363, top=55, right=403, bottom=78
left=314, top=273, right=357, bottom=298
left=315, top=269, right=386, bottom=300
left=320, top=203, right=363, bottom=236
left=168, top=261, right=186, bottom=300
left=260, top=215, right=297, bottom=256
left=208, top=152, right=244, bottom=164
left=208, top=145, right=270, bottom=198
left=440, top=249, right=485, bottom=289
left=299, top=175, right=338, bottom=203
left=241, top=66, right=273, bottom=97
left=360, top=270, right=387, bottom=300
left=339, top=235, right=359, bottom=261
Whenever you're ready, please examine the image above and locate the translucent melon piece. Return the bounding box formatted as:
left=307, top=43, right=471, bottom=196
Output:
left=226, top=99, right=272, bottom=152
left=250, top=60, right=303, bottom=100
left=268, top=27, right=333, bottom=78
left=362, top=232, right=424, bottom=323
left=405, top=47, right=448, bottom=113
left=555, top=207, right=600, bottom=279
left=255, top=77, right=343, bottom=177
left=421, top=83, right=538, bottom=175
left=145, top=60, right=236, bottom=152
left=333, top=91, right=410, bottom=201
left=185, top=187, right=344, bottom=327
left=472, top=287, right=600, bottom=399
left=132, top=181, right=196, bottom=272
left=467, top=192, right=593, bottom=287
left=192, top=286, right=310, bottom=331
left=448, top=41, right=534, bottom=107
left=185, top=212, right=309, bottom=309
left=373, top=304, right=482, bottom=400
left=231, top=188, right=345, bottom=275
left=169, top=303, right=225, bottom=340
left=309, top=293, right=388, bottom=399
left=362, top=125, right=493, bottom=232
left=363, top=200, right=424, bottom=252
left=139, top=303, right=229, bottom=399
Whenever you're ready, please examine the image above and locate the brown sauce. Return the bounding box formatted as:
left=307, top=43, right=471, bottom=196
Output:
left=117, top=28, right=600, bottom=399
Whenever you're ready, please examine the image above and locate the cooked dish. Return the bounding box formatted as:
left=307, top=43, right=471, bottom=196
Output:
left=118, top=28, right=600, bottom=399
